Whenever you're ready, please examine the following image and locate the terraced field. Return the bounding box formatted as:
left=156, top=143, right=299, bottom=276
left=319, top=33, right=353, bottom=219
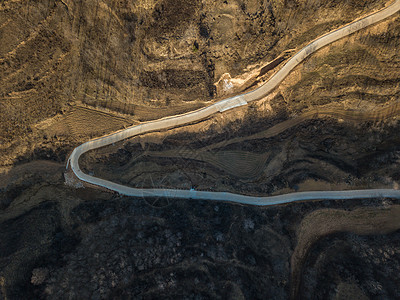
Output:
left=0, top=0, right=387, bottom=155
left=2, top=1, right=400, bottom=299
left=79, top=101, right=400, bottom=196
left=127, top=100, right=400, bottom=182
left=72, top=1, right=399, bottom=202
left=36, top=105, right=134, bottom=138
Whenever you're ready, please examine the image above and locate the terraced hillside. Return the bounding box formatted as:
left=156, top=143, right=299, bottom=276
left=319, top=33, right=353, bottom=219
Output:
left=0, top=0, right=386, bottom=164
left=1, top=0, right=400, bottom=299
left=80, top=9, right=400, bottom=196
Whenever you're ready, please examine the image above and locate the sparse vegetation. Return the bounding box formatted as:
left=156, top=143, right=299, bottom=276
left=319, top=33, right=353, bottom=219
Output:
left=1, top=0, right=399, bottom=299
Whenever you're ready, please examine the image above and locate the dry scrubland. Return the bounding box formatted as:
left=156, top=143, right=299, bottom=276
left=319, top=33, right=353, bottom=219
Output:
left=0, top=0, right=385, bottom=163
left=1, top=0, right=400, bottom=299
left=81, top=11, right=400, bottom=196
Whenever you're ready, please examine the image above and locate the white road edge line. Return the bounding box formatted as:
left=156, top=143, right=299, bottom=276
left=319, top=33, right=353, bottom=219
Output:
left=67, top=0, right=400, bottom=206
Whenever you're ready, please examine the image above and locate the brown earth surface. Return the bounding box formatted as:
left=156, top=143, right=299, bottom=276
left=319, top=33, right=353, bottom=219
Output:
left=0, top=0, right=388, bottom=163
left=1, top=0, right=400, bottom=299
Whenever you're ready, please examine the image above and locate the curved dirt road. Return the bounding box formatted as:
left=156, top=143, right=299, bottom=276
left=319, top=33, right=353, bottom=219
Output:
left=67, top=0, right=400, bottom=205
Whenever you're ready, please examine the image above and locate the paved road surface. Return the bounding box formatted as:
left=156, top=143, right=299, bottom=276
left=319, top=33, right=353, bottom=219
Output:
left=67, top=0, right=400, bottom=205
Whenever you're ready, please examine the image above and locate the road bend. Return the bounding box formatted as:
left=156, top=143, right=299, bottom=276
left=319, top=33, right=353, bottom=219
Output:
left=67, top=0, right=400, bottom=205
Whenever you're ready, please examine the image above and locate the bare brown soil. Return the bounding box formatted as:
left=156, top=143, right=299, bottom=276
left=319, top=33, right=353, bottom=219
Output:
left=79, top=10, right=400, bottom=195
left=36, top=105, right=134, bottom=138
left=0, top=0, right=386, bottom=164
left=1, top=0, right=400, bottom=299
left=291, top=205, right=400, bottom=299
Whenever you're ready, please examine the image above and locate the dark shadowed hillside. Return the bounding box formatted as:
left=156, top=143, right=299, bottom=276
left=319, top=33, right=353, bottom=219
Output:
left=1, top=0, right=400, bottom=299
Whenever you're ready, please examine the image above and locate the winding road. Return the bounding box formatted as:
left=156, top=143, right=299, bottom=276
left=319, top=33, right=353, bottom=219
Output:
left=67, top=0, right=400, bottom=206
